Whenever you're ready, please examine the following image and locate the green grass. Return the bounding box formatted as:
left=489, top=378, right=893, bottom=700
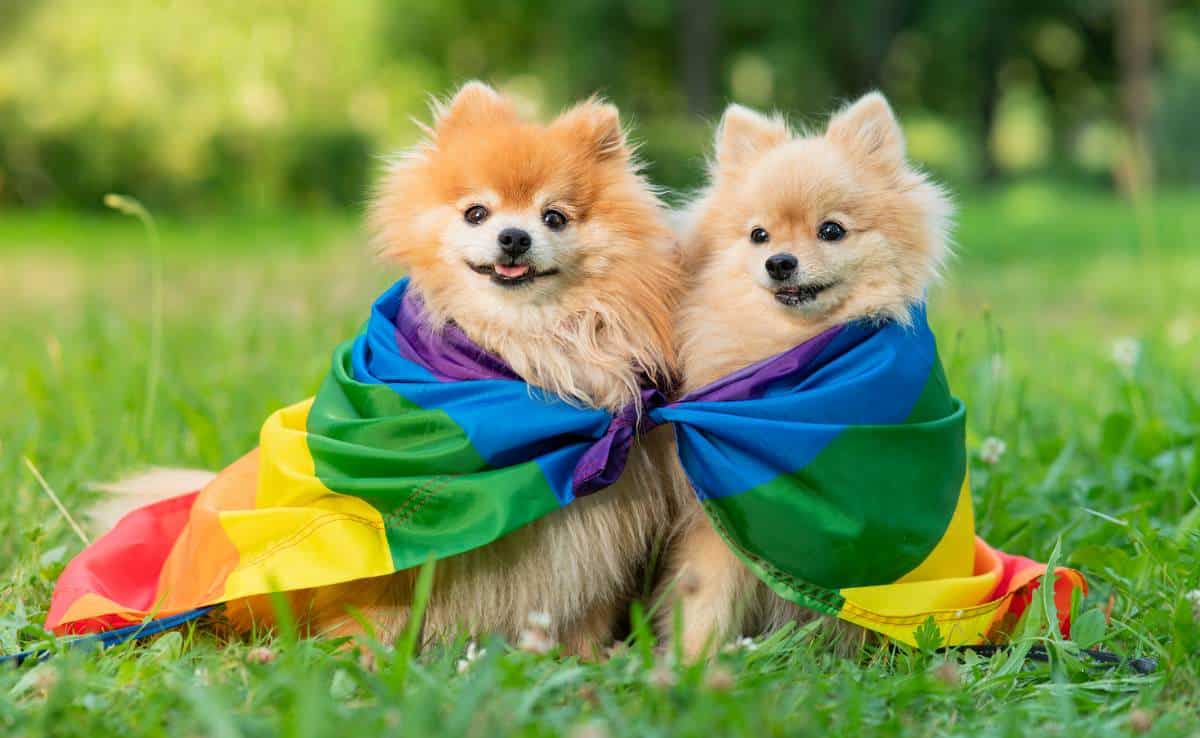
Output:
left=2, top=183, right=1198, bottom=736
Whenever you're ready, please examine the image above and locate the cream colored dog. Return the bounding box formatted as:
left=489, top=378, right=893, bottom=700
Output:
left=660, top=92, right=953, bottom=658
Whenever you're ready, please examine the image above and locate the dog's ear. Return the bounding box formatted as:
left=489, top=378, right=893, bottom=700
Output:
left=433, top=81, right=516, bottom=139
left=552, top=97, right=627, bottom=161
left=714, top=104, right=790, bottom=175
left=826, top=92, right=905, bottom=170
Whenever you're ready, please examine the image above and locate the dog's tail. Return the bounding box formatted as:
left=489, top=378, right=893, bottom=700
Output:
left=88, top=468, right=216, bottom=535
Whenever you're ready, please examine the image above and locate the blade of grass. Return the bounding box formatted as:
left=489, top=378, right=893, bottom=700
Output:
left=392, top=556, right=436, bottom=689
left=23, top=456, right=89, bottom=545
left=103, top=193, right=163, bottom=446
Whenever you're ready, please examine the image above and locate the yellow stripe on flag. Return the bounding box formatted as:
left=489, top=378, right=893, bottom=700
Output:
left=837, top=476, right=1006, bottom=646
left=837, top=593, right=1008, bottom=647
left=896, top=477, right=976, bottom=584
left=217, top=398, right=395, bottom=599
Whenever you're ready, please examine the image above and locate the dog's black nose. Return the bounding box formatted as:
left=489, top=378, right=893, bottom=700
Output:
left=498, top=227, right=532, bottom=257
left=765, top=252, right=798, bottom=281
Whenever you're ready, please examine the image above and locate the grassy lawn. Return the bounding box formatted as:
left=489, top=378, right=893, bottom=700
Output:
left=1, top=183, right=1198, bottom=736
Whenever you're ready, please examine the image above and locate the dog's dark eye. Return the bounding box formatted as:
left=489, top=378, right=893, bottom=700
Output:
left=464, top=205, right=489, bottom=225
left=542, top=209, right=568, bottom=231
left=817, top=221, right=846, bottom=242
left=750, top=227, right=770, bottom=244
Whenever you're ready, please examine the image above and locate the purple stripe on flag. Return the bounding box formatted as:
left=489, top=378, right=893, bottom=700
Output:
left=392, top=287, right=520, bottom=382
left=571, top=386, right=666, bottom=496
left=380, top=280, right=669, bottom=498
left=677, top=324, right=843, bottom=404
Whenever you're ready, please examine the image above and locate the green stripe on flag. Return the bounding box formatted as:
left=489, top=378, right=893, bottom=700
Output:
left=703, top=358, right=966, bottom=596
left=306, top=342, right=562, bottom=572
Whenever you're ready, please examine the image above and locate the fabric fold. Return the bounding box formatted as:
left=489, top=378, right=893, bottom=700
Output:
left=46, top=280, right=1085, bottom=648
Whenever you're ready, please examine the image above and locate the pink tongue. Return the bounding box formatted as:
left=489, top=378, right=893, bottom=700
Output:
left=494, top=264, right=531, bottom=278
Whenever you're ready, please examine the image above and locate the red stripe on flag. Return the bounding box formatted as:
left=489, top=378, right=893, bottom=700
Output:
left=983, top=542, right=1086, bottom=638
left=45, top=492, right=200, bottom=633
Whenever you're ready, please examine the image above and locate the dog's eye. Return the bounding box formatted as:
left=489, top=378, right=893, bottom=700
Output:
left=750, top=227, right=770, bottom=244
left=817, top=221, right=846, bottom=242
left=542, top=209, right=568, bottom=231
left=464, top=205, right=489, bottom=225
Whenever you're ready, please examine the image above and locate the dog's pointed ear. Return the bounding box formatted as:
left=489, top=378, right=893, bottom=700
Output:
left=433, top=81, right=516, bottom=139
left=826, top=92, right=905, bottom=170
left=552, top=97, right=627, bottom=161
left=714, top=104, right=790, bottom=174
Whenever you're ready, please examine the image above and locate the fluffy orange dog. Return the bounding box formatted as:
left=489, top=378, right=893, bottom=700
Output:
left=660, top=92, right=953, bottom=658
left=99, top=83, right=682, bottom=655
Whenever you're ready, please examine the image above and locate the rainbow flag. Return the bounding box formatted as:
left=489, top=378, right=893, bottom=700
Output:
left=46, top=279, right=1084, bottom=647
left=654, top=309, right=1084, bottom=645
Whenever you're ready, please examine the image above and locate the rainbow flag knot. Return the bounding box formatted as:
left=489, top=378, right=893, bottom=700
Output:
left=46, top=279, right=1086, bottom=647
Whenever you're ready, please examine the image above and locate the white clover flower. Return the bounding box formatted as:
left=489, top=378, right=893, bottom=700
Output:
left=1110, top=337, right=1141, bottom=374
left=722, top=636, right=759, bottom=653
left=1186, top=590, right=1200, bottom=621
left=455, top=640, right=486, bottom=674
left=979, top=437, right=1007, bottom=466
left=518, top=611, right=555, bottom=654
left=1168, top=317, right=1194, bottom=347
left=245, top=646, right=276, bottom=664
left=518, top=628, right=555, bottom=654
left=513, top=612, right=554, bottom=652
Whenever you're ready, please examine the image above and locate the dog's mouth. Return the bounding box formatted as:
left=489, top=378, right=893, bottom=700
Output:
left=773, top=280, right=840, bottom=306
left=467, top=261, right=561, bottom=287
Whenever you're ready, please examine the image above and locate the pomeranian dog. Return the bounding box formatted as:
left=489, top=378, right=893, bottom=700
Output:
left=97, top=82, right=682, bottom=656
left=659, top=92, right=952, bottom=658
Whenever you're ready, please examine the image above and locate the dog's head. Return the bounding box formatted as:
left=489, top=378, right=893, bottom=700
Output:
left=691, top=92, right=952, bottom=328
left=371, top=82, right=678, bottom=406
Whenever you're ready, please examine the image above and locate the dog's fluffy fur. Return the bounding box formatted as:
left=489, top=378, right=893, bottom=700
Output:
left=100, top=82, right=682, bottom=656
left=372, top=82, right=678, bottom=410
left=659, top=92, right=953, bottom=659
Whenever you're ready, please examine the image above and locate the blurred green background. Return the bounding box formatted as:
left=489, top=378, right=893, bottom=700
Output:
left=3, top=6, right=1200, bottom=733
left=0, top=0, right=1197, bottom=211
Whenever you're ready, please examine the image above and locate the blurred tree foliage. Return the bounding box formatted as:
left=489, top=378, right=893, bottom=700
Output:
left=0, top=0, right=1196, bottom=212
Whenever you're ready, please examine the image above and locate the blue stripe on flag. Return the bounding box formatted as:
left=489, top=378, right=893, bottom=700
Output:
left=654, top=308, right=936, bottom=500
left=348, top=282, right=612, bottom=505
